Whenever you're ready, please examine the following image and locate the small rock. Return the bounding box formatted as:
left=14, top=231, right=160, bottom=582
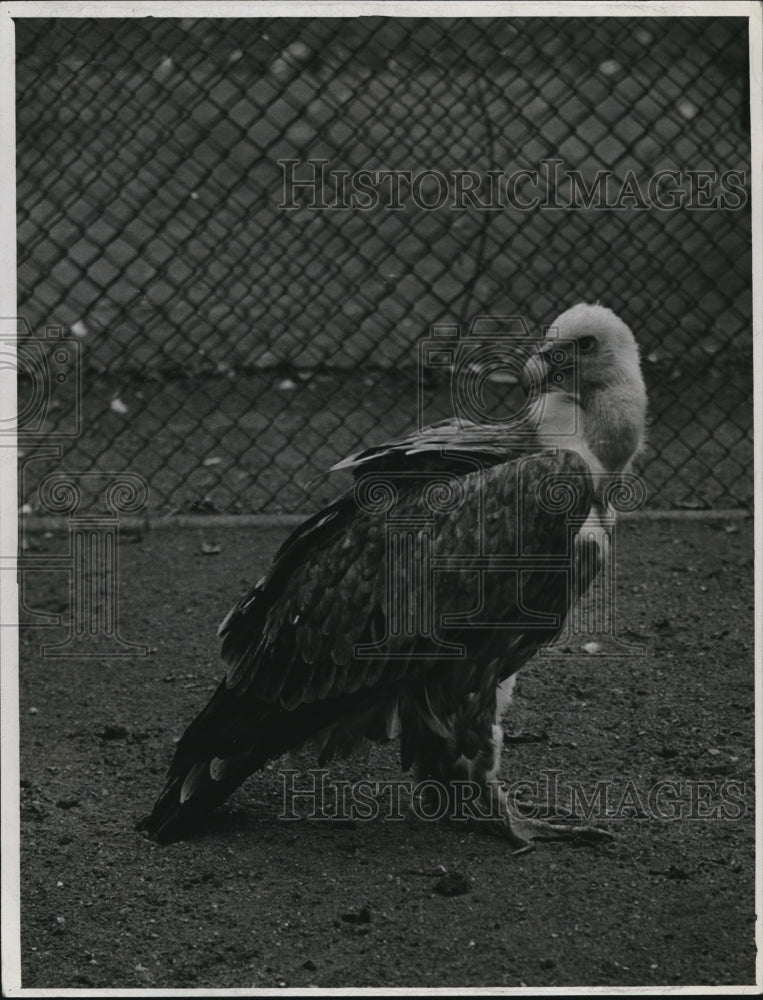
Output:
left=98, top=724, right=129, bottom=740
left=277, top=378, right=297, bottom=391
left=23, top=796, right=47, bottom=820
left=28, top=707, right=38, bottom=715
left=188, top=496, right=218, bottom=514
left=678, top=99, right=698, bottom=120
left=665, top=865, right=690, bottom=880
left=676, top=498, right=709, bottom=510
left=340, top=905, right=371, bottom=924
left=254, top=351, right=279, bottom=369
left=581, top=641, right=602, bottom=654
left=599, top=59, right=621, bottom=76
left=110, top=397, right=128, bottom=415
left=434, top=871, right=470, bottom=897
left=154, top=56, right=173, bottom=80
left=200, top=542, right=221, bottom=555
left=70, top=320, right=88, bottom=338
left=284, top=41, right=312, bottom=63
left=56, top=797, right=80, bottom=810
left=302, top=959, right=317, bottom=971
left=649, top=864, right=690, bottom=880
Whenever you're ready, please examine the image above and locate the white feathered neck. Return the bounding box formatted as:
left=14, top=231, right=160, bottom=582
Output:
left=531, top=303, right=647, bottom=476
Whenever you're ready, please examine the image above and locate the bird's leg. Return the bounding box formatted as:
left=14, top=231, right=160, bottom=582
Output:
left=410, top=700, right=613, bottom=851
left=465, top=725, right=614, bottom=852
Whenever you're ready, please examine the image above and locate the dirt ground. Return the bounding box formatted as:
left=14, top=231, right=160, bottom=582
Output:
left=16, top=517, right=756, bottom=990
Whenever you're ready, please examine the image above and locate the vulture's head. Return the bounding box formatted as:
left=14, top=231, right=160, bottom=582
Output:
left=522, top=303, right=648, bottom=473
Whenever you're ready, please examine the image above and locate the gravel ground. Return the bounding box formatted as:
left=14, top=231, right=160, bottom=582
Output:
left=15, top=516, right=756, bottom=990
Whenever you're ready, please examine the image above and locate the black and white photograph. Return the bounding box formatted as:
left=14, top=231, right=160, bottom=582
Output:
left=2, top=0, right=760, bottom=993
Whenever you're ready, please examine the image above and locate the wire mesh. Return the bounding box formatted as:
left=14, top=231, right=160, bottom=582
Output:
left=16, top=16, right=752, bottom=514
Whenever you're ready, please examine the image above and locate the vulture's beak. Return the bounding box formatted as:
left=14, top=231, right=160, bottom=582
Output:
left=520, top=342, right=575, bottom=396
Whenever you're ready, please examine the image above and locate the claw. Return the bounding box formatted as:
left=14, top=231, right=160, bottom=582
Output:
left=511, top=842, right=535, bottom=856
left=516, top=817, right=615, bottom=844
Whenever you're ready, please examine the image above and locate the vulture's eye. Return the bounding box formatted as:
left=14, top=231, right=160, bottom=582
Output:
left=578, top=336, right=596, bottom=353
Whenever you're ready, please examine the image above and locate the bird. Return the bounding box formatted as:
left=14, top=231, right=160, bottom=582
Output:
left=138, top=302, right=647, bottom=849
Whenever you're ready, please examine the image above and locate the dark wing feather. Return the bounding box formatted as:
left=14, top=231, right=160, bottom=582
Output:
left=329, top=417, right=540, bottom=477
left=139, top=447, right=597, bottom=842
left=224, top=446, right=597, bottom=710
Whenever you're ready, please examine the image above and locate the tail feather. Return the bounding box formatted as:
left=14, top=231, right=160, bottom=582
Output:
left=136, top=765, right=246, bottom=844
left=138, top=682, right=398, bottom=843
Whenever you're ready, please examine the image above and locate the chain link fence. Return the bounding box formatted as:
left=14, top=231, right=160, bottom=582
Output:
left=17, top=15, right=752, bottom=516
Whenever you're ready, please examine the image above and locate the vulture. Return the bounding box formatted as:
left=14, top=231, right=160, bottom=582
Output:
left=139, top=303, right=647, bottom=849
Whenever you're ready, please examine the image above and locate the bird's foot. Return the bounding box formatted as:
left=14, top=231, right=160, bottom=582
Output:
left=470, top=795, right=615, bottom=853
left=503, top=814, right=615, bottom=853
